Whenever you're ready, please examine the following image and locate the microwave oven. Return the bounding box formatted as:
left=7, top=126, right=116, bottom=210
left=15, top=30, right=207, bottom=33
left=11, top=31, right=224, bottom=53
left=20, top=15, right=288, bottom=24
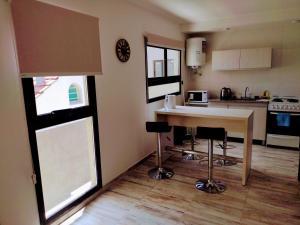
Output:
left=187, top=90, right=208, bottom=103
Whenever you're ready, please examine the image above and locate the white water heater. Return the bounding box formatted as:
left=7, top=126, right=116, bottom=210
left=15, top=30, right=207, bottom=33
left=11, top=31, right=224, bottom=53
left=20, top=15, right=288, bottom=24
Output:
left=186, top=37, right=206, bottom=68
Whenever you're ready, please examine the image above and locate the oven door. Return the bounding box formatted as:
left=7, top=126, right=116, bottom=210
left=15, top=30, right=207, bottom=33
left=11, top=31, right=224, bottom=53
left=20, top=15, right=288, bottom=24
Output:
left=267, top=111, right=300, bottom=136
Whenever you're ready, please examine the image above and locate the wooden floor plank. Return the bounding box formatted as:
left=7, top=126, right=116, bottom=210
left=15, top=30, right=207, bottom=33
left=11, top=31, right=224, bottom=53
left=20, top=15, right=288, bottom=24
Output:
left=67, top=142, right=300, bottom=225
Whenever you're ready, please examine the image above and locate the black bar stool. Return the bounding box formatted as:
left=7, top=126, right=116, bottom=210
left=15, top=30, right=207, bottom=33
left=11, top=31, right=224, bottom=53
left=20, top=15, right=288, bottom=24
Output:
left=146, top=122, right=174, bottom=180
left=195, top=127, right=226, bottom=193
left=215, top=131, right=237, bottom=166
left=182, top=127, right=201, bottom=160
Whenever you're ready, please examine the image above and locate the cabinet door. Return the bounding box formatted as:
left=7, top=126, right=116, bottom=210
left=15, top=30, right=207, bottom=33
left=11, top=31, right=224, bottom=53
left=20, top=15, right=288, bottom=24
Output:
left=228, top=104, right=267, bottom=141
left=240, top=48, right=272, bottom=69
left=208, top=102, right=228, bottom=108
left=212, top=49, right=240, bottom=71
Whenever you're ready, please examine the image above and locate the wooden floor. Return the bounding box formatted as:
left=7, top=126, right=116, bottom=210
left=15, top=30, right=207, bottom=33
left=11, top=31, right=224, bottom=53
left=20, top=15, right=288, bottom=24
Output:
left=70, top=142, right=300, bottom=225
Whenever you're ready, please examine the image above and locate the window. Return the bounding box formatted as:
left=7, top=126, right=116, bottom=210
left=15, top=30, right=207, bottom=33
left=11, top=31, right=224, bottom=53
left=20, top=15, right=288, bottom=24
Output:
left=22, top=76, right=101, bottom=225
left=145, top=43, right=181, bottom=103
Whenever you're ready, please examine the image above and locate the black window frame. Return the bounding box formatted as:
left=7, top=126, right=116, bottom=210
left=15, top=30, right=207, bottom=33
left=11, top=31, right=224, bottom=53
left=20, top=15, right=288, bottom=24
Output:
left=145, top=38, right=182, bottom=103
left=22, top=76, right=102, bottom=225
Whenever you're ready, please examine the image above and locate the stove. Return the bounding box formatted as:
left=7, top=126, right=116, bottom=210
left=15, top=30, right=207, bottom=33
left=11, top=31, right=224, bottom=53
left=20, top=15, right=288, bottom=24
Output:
left=268, top=96, right=300, bottom=112
left=267, top=96, right=300, bottom=149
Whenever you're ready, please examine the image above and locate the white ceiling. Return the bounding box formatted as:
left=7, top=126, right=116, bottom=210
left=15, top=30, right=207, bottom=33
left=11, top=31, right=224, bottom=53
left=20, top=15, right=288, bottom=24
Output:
left=128, top=0, right=300, bottom=32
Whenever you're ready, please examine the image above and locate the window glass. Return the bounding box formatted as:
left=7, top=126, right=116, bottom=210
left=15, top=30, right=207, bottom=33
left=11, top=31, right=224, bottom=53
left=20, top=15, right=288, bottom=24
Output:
left=167, top=49, right=180, bottom=76
left=147, top=46, right=164, bottom=78
left=33, top=76, right=88, bottom=115
left=148, top=82, right=180, bottom=99
left=35, top=117, right=97, bottom=218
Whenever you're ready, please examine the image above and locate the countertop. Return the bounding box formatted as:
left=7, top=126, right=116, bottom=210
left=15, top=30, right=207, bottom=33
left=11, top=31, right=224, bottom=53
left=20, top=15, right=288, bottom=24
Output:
left=156, top=106, right=253, bottom=120
left=209, top=98, right=269, bottom=105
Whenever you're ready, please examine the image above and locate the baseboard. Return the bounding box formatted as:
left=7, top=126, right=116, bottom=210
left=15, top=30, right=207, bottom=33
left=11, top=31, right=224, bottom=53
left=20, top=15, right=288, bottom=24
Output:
left=227, top=137, right=264, bottom=145
left=266, top=144, right=300, bottom=151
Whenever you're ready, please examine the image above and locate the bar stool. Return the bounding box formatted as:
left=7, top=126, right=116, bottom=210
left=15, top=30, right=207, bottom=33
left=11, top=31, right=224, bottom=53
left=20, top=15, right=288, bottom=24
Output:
left=146, top=121, right=174, bottom=180
left=174, top=127, right=204, bottom=160
left=182, top=127, right=199, bottom=160
left=215, top=131, right=237, bottom=166
left=195, top=127, right=226, bottom=193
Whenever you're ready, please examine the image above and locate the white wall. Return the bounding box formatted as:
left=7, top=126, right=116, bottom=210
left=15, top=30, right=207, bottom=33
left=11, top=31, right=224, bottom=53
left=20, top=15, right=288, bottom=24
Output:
left=0, top=0, right=185, bottom=224
left=189, top=22, right=300, bottom=98
left=0, top=1, right=40, bottom=225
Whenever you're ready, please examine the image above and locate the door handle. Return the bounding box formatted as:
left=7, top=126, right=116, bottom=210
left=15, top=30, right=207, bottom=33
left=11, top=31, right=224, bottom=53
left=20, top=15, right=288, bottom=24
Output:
left=270, top=112, right=300, bottom=116
left=290, top=113, right=300, bottom=116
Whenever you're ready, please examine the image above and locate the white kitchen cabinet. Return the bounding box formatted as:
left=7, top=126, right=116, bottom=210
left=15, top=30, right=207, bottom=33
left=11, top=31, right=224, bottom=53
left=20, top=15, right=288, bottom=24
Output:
left=208, top=102, right=228, bottom=108
left=212, top=49, right=240, bottom=71
left=240, top=48, right=272, bottom=69
left=208, top=102, right=267, bottom=142
left=212, top=47, right=272, bottom=71
left=228, top=104, right=267, bottom=142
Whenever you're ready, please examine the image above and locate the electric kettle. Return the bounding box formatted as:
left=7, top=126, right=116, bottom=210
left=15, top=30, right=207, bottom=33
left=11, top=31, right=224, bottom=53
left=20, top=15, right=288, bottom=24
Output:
left=220, top=87, right=232, bottom=100
left=164, top=95, right=176, bottom=110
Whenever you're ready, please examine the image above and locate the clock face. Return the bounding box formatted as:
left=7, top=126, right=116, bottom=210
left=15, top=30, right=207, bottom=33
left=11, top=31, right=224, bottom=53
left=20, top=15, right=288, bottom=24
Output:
left=116, top=39, right=131, bottom=62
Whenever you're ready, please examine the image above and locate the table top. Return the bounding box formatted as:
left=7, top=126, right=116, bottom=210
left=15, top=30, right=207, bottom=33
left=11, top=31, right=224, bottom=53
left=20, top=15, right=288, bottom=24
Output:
left=156, top=105, right=253, bottom=120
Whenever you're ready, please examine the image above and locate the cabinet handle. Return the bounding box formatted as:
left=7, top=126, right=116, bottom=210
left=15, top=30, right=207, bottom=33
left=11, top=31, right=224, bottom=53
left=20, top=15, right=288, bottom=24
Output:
left=270, top=112, right=300, bottom=116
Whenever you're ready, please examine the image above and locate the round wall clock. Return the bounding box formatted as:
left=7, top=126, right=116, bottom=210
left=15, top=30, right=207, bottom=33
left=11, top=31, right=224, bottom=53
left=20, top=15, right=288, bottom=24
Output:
left=116, top=39, right=131, bottom=62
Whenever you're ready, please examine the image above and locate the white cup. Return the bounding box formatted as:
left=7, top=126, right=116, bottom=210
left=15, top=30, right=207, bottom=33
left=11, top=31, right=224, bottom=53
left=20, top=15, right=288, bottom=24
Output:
left=164, top=95, right=176, bottom=109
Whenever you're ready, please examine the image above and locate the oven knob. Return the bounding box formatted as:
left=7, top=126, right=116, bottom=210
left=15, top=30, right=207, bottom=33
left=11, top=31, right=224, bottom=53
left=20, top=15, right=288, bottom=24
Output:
left=285, top=105, right=289, bottom=110
left=276, top=105, right=279, bottom=109
left=280, top=105, right=284, bottom=109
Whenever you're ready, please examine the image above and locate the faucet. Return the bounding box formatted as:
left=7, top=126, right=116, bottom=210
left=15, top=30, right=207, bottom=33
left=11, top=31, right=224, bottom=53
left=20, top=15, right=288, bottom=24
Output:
left=244, top=87, right=249, bottom=99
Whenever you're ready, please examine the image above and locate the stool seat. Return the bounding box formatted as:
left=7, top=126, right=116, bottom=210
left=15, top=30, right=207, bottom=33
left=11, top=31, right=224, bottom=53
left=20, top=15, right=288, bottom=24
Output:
left=146, top=121, right=174, bottom=180
left=146, top=122, right=172, bottom=133
left=196, top=127, right=225, bottom=140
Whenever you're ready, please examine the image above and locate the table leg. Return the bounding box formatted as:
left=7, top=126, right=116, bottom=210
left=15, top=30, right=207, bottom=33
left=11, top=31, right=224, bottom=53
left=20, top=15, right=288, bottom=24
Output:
left=242, top=114, right=253, bottom=185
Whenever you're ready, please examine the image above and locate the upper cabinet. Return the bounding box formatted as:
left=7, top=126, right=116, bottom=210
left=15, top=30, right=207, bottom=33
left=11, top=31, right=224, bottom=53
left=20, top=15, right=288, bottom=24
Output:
left=239, top=48, right=272, bottom=69
left=212, top=49, right=240, bottom=71
left=212, top=47, right=272, bottom=71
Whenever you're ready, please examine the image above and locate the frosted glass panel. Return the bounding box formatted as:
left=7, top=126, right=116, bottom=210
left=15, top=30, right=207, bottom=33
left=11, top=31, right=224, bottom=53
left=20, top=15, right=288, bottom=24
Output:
left=34, top=76, right=89, bottom=115
left=148, top=82, right=180, bottom=99
left=167, top=49, right=180, bottom=76
left=36, top=117, right=97, bottom=218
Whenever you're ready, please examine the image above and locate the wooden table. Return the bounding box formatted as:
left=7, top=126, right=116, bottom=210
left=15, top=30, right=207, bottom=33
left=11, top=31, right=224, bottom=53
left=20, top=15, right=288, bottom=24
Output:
left=155, top=106, right=254, bottom=186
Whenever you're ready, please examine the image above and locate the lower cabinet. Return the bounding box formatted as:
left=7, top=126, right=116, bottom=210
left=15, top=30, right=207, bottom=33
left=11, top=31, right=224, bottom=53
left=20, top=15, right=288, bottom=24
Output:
left=208, top=102, right=267, bottom=142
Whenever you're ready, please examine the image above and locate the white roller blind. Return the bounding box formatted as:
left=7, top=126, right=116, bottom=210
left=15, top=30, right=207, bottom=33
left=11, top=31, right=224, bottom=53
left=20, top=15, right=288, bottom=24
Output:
left=11, top=0, right=102, bottom=76
left=145, top=32, right=184, bottom=49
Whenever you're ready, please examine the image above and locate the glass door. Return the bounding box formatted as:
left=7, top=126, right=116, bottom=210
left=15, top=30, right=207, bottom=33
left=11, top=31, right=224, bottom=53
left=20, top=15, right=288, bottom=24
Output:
left=267, top=111, right=300, bottom=136
left=22, top=76, right=101, bottom=225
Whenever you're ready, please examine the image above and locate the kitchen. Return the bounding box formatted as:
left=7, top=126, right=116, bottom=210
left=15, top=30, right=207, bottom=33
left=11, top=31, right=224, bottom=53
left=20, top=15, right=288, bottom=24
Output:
left=1, top=1, right=300, bottom=225
left=183, top=22, right=300, bottom=149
